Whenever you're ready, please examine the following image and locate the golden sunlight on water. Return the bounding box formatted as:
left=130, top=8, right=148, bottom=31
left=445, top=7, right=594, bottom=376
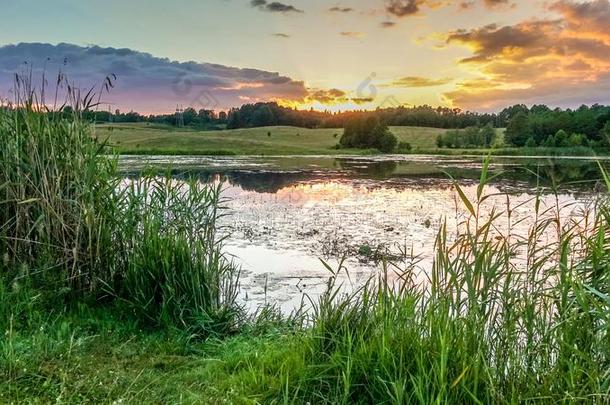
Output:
left=221, top=180, right=595, bottom=312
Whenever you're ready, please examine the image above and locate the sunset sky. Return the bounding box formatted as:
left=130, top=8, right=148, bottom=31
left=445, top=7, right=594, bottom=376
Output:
left=1, top=0, right=610, bottom=113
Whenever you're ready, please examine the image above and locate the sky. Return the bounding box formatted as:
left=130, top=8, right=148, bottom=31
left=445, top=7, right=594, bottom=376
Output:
left=0, top=0, right=609, bottom=113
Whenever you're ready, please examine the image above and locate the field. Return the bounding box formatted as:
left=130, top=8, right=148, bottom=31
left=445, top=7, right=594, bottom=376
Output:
left=96, top=123, right=446, bottom=155
left=98, top=123, right=605, bottom=158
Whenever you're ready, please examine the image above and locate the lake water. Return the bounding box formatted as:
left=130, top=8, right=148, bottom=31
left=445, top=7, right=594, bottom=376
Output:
left=120, top=155, right=609, bottom=312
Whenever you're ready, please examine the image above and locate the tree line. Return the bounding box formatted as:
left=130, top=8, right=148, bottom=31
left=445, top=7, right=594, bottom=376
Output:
left=75, top=107, right=228, bottom=129
left=504, top=104, right=610, bottom=148
left=77, top=101, right=610, bottom=149
left=78, top=102, right=500, bottom=130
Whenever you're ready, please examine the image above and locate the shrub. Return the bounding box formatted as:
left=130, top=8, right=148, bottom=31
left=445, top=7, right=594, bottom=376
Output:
left=378, top=132, right=398, bottom=153
left=437, top=125, right=497, bottom=149
left=568, top=132, right=584, bottom=147
left=555, top=129, right=569, bottom=147
left=397, top=141, right=412, bottom=152
left=340, top=115, right=397, bottom=153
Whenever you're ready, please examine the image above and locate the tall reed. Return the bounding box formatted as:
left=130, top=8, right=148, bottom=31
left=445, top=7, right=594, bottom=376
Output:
left=280, top=158, right=610, bottom=403
left=0, top=73, right=241, bottom=335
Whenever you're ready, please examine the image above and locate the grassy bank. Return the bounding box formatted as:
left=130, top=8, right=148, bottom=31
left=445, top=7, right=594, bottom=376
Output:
left=2, top=87, right=610, bottom=403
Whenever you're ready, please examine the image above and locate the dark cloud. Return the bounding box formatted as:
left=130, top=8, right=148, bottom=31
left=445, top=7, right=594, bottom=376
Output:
left=272, top=33, right=291, bottom=38
left=384, top=0, right=514, bottom=17
left=250, top=0, right=303, bottom=13
left=306, top=88, right=348, bottom=104
left=329, top=6, right=354, bottom=12
left=386, top=0, right=422, bottom=16
left=351, top=97, right=375, bottom=104
left=381, top=21, right=397, bottom=28
left=446, top=21, right=565, bottom=63
left=0, top=43, right=309, bottom=113
left=550, top=0, right=610, bottom=39
left=384, top=0, right=457, bottom=17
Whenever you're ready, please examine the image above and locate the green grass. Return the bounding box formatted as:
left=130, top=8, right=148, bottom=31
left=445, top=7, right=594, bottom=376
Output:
left=97, top=123, right=448, bottom=155
left=97, top=123, right=610, bottom=157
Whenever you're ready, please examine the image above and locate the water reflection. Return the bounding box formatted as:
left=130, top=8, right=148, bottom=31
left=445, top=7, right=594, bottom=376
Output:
left=120, top=155, right=610, bottom=195
left=119, top=155, right=606, bottom=311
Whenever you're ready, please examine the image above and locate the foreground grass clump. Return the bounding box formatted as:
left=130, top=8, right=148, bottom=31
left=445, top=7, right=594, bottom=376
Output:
left=1, top=80, right=610, bottom=403
left=0, top=78, right=242, bottom=337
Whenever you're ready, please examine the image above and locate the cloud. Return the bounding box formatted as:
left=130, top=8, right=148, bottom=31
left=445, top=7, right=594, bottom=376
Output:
left=381, top=21, right=397, bottom=28
left=439, top=1, right=610, bottom=110
left=250, top=0, right=303, bottom=13
left=385, top=0, right=424, bottom=16
left=387, top=76, right=453, bottom=87
left=0, top=43, right=310, bottom=113
left=306, top=88, right=348, bottom=104
left=482, top=0, right=513, bottom=8
left=388, top=0, right=512, bottom=15
left=549, top=0, right=610, bottom=41
left=272, top=33, right=291, bottom=38
left=340, top=31, right=365, bottom=38
left=329, top=6, right=354, bottom=12
left=351, top=97, right=375, bottom=104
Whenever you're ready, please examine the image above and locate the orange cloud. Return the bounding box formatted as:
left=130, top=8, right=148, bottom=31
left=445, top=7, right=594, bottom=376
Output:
left=386, top=76, right=453, bottom=87
left=440, top=3, right=610, bottom=110
left=550, top=0, right=610, bottom=42
left=305, top=88, right=349, bottom=104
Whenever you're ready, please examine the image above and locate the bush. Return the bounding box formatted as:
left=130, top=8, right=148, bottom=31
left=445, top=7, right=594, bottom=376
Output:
left=568, top=132, right=584, bottom=147
left=397, top=141, right=412, bottom=152
left=525, top=137, right=537, bottom=147
left=340, top=115, right=397, bottom=153
left=554, top=129, right=569, bottom=147
left=378, top=132, right=398, bottom=153
left=437, top=125, right=497, bottom=149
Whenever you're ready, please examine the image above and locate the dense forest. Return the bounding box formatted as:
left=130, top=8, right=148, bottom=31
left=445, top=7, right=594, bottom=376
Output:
left=81, top=101, right=610, bottom=148
left=79, top=102, right=497, bottom=129
left=504, top=104, right=610, bottom=148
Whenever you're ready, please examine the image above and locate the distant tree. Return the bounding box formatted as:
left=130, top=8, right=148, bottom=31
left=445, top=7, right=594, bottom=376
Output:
left=542, top=134, right=556, bottom=147
left=218, top=111, right=228, bottom=123
left=378, top=131, right=398, bottom=153
left=252, top=104, right=275, bottom=127
left=554, top=129, right=569, bottom=147
left=525, top=137, right=537, bottom=148
left=568, top=133, right=584, bottom=147
left=227, top=109, right=241, bottom=129
left=604, top=121, right=610, bottom=142
left=505, top=112, right=531, bottom=146
left=340, top=115, right=397, bottom=153
left=480, top=123, right=496, bottom=147
left=436, top=134, right=444, bottom=148
left=397, top=141, right=412, bottom=152
left=436, top=125, right=494, bottom=149
left=182, top=107, right=197, bottom=126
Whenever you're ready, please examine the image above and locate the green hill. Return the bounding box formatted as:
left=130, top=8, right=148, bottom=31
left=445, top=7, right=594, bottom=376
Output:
left=96, top=123, right=447, bottom=155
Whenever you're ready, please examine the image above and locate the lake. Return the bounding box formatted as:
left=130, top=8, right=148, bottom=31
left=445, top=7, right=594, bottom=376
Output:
left=120, top=154, right=609, bottom=312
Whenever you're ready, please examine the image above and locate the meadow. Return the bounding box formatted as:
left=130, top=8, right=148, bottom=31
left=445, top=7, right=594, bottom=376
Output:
left=1, top=86, right=609, bottom=403
left=97, top=123, right=447, bottom=155
left=99, top=123, right=603, bottom=157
